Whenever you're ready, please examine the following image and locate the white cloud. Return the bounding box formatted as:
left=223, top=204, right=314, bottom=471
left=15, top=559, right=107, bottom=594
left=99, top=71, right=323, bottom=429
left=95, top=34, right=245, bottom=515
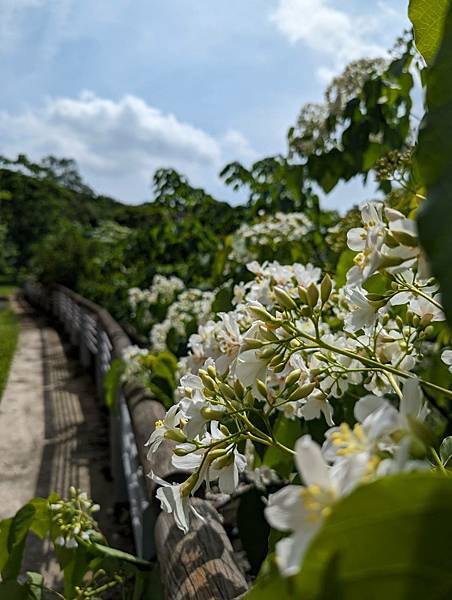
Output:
left=0, top=92, right=256, bottom=203
left=270, top=0, right=404, bottom=80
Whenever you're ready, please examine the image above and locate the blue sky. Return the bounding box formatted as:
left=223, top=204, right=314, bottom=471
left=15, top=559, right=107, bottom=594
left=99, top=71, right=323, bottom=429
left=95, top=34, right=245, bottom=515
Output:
left=0, top=0, right=409, bottom=210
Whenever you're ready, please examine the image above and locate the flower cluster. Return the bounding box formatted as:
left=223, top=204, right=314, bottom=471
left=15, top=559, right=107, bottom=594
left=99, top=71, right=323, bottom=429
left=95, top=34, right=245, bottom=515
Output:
left=146, top=198, right=451, bottom=577
left=49, top=487, right=100, bottom=548
left=128, top=274, right=185, bottom=335
left=227, top=212, right=312, bottom=267
left=150, top=288, right=215, bottom=354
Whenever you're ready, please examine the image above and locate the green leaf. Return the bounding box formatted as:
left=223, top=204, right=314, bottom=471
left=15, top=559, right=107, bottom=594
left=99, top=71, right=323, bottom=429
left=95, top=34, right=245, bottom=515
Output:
left=104, top=358, right=125, bottom=412
left=248, top=473, right=452, bottom=599
left=2, top=503, right=36, bottom=579
left=245, top=554, right=294, bottom=599
left=409, top=0, right=450, bottom=65
left=416, top=1, right=452, bottom=325
left=90, top=541, right=151, bottom=569
left=23, top=572, right=44, bottom=600
left=0, top=518, right=12, bottom=572
left=28, top=498, right=50, bottom=540
left=297, top=473, right=452, bottom=599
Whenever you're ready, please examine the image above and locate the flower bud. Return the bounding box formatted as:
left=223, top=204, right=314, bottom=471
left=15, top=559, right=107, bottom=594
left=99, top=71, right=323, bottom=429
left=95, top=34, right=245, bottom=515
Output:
left=256, top=378, right=268, bottom=398
left=257, top=345, right=277, bottom=359
left=207, top=365, right=217, bottom=379
left=273, top=360, right=288, bottom=373
left=219, top=424, right=230, bottom=436
left=259, top=325, right=278, bottom=341
left=243, top=337, right=265, bottom=350
left=285, top=369, right=302, bottom=388
left=320, top=274, right=332, bottom=304
left=288, top=382, right=315, bottom=401
left=164, top=428, right=187, bottom=443
left=297, top=286, right=309, bottom=304
left=200, top=372, right=217, bottom=391
left=307, top=283, right=319, bottom=308
left=180, top=472, right=200, bottom=497
left=273, top=287, right=297, bottom=310
left=300, top=305, right=312, bottom=318
left=173, top=446, right=193, bottom=456
left=234, top=378, right=245, bottom=398
left=218, top=382, right=236, bottom=400
left=212, top=451, right=234, bottom=470
left=424, top=325, right=434, bottom=337
left=249, top=304, right=275, bottom=323
left=200, top=406, right=226, bottom=421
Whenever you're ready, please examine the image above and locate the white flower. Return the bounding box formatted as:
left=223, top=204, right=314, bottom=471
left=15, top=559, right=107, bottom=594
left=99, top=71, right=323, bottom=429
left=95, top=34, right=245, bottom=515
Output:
left=145, top=404, right=183, bottom=457
left=343, top=287, right=378, bottom=333
left=441, top=349, right=452, bottom=373
left=151, top=472, right=204, bottom=534
left=178, top=373, right=225, bottom=439
left=265, top=435, right=365, bottom=576
left=172, top=423, right=246, bottom=495
left=235, top=348, right=268, bottom=389
left=300, top=391, right=334, bottom=426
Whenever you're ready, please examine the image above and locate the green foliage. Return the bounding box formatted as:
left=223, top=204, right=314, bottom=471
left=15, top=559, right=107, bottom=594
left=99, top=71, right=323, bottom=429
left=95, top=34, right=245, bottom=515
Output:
left=221, top=156, right=318, bottom=217
left=263, top=415, right=303, bottom=478
left=289, top=42, right=415, bottom=194
left=248, top=473, right=452, bottom=600
left=409, top=0, right=450, bottom=64
left=127, top=351, right=178, bottom=409
left=0, top=304, right=19, bottom=400
left=104, top=358, right=126, bottom=413
left=0, top=492, right=154, bottom=599
left=415, top=1, right=452, bottom=325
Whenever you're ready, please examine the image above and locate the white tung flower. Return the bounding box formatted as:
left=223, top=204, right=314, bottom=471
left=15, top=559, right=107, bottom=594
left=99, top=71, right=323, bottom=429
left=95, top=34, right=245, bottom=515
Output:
left=151, top=472, right=204, bottom=534
left=265, top=435, right=366, bottom=576
left=145, top=404, right=183, bottom=457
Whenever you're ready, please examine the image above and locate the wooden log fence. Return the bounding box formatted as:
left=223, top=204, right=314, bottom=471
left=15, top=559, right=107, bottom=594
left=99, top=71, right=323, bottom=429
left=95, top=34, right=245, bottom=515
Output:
left=23, top=281, right=248, bottom=600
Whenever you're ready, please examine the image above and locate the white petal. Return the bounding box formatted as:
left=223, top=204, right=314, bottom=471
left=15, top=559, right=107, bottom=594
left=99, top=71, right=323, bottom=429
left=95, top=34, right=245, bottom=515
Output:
left=275, top=529, right=318, bottom=577
left=400, top=378, right=422, bottom=418
left=295, top=436, right=330, bottom=489
left=265, top=485, right=305, bottom=532
left=354, top=395, right=386, bottom=423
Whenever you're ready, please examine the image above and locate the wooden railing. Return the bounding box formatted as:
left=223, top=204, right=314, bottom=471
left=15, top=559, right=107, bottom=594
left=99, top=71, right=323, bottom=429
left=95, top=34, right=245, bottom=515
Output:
left=23, top=281, right=248, bottom=600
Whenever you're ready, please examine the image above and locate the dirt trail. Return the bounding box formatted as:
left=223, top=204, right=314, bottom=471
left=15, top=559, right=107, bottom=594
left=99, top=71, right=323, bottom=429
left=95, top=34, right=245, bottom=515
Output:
left=0, top=296, right=131, bottom=584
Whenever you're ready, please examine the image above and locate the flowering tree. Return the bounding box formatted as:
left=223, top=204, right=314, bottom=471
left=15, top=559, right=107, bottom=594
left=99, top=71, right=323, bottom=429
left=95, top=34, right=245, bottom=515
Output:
left=144, top=8, right=452, bottom=593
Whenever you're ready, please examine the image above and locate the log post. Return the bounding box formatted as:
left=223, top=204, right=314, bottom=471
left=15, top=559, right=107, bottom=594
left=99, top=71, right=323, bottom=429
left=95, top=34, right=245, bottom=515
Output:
left=155, top=498, right=248, bottom=600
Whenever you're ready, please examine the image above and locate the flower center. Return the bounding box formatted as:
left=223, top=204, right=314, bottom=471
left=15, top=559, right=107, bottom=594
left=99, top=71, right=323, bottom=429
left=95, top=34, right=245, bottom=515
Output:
left=330, top=423, right=367, bottom=456
left=301, top=485, right=335, bottom=522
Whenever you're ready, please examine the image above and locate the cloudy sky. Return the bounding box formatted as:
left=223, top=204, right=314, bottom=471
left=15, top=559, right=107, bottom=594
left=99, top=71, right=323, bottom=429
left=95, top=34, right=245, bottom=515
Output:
left=0, top=0, right=409, bottom=209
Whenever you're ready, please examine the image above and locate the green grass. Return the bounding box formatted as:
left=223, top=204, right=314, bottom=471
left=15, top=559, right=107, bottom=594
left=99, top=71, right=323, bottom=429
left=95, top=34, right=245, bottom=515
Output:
left=0, top=303, right=19, bottom=400
left=0, top=285, right=17, bottom=297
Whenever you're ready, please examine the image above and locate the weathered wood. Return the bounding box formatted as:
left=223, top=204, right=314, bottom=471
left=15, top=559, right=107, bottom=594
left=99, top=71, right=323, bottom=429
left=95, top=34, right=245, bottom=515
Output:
left=155, top=498, right=248, bottom=600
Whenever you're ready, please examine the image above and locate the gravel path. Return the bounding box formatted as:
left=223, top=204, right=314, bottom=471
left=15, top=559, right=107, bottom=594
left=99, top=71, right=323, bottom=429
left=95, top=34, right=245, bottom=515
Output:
left=0, top=296, right=131, bottom=585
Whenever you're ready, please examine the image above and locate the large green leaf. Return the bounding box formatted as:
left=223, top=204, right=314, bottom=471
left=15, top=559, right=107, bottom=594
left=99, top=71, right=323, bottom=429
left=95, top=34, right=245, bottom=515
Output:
left=409, top=0, right=450, bottom=64
left=2, top=503, right=36, bottom=580
left=247, top=473, right=452, bottom=599
left=416, top=1, right=452, bottom=324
